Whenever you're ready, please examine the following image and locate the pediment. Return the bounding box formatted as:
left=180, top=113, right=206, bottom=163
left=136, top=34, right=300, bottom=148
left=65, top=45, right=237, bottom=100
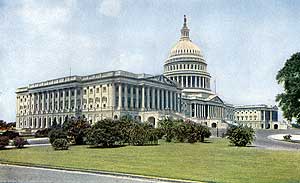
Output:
left=208, top=95, right=224, bottom=104
left=146, top=75, right=177, bottom=86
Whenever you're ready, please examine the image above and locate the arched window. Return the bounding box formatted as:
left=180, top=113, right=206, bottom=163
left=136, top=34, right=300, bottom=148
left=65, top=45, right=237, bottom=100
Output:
left=102, top=97, right=107, bottom=103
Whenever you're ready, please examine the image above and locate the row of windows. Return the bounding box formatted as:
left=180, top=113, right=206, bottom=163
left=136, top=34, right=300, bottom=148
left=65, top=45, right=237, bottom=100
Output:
left=236, top=116, right=258, bottom=121
left=171, top=49, right=200, bottom=55
left=84, top=86, right=107, bottom=95
left=84, top=103, right=107, bottom=110
left=165, top=63, right=205, bottom=72
left=236, top=111, right=257, bottom=114
left=83, top=97, right=107, bottom=104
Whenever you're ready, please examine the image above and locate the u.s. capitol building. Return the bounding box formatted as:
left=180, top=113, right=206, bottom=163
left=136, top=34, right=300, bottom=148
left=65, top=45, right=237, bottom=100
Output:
left=16, top=16, right=287, bottom=130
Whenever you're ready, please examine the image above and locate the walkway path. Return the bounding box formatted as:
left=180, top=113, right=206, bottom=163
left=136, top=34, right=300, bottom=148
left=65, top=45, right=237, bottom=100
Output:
left=0, top=164, right=193, bottom=183
left=254, top=129, right=300, bottom=151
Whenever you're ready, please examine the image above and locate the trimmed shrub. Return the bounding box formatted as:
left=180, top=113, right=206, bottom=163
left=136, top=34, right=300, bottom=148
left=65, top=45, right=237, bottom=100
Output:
left=128, top=123, right=159, bottom=146
left=0, top=136, right=9, bottom=149
left=52, top=138, right=69, bottom=150
left=13, top=137, right=28, bottom=148
left=283, top=134, right=292, bottom=141
left=48, top=129, right=68, bottom=144
left=165, top=120, right=211, bottom=143
left=2, top=130, right=19, bottom=140
left=159, top=119, right=176, bottom=142
left=226, top=125, right=255, bottom=147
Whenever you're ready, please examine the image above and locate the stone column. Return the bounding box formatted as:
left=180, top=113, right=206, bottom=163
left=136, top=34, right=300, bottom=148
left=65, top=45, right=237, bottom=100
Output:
left=141, top=86, right=145, bottom=110
left=177, top=93, right=181, bottom=112
left=146, top=87, right=150, bottom=110
left=195, top=76, right=198, bottom=88
left=165, top=90, right=169, bottom=110
left=45, top=117, right=49, bottom=128
left=32, top=93, right=35, bottom=114
left=52, top=92, right=55, bottom=112
left=199, top=104, right=202, bottom=118
left=57, top=90, right=60, bottom=111
left=170, top=91, right=173, bottom=111
left=38, top=93, right=41, bottom=113
left=130, top=86, right=134, bottom=109
left=62, top=90, right=66, bottom=111
left=157, top=88, right=161, bottom=110
left=152, top=88, right=156, bottom=109
left=46, top=92, right=50, bottom=113
left=161, top=90, right=165, bottom=110
left=191, top=103, right=194, bottom=117
left=270, top=110, right=273, bottom=122
left=42, top=92, right=45, bottom=112
left=185, top=76, right=188, bottom=88
left=181, top=76, right=184, bottom=88
left=207, top=105, right=210, bottom=119
left=74, top=88, right=77, bottom=111
left=124, top=84, right=128, bottom=110
left=68, top=89, right=71, bottom=111
left=118, top=84, right=122, bottom=110
left=110, top=83, right=115, bottom=110
left=174, top=93, right=177, bottom=112
left=136, top=86, right=139, bottom=109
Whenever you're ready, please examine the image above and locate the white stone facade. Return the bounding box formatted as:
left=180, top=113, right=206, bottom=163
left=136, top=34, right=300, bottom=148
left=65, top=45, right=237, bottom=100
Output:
left=234, top=105, right=287, bottom=129
left=16, top=71, right=182, bottom=129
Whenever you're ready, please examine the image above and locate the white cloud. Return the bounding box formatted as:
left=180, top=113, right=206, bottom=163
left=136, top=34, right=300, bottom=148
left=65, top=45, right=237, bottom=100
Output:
left=17, top=0, right=76, bottom=33
left=110, top=52, right=147, bottom=73
left=98, top=0, right=121, bottom=17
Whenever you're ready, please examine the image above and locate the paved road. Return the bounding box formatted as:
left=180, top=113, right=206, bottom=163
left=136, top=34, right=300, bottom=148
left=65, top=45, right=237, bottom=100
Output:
left=0, top=164, right=183, bottom=183
left=254, top=129, right=300, bottom=151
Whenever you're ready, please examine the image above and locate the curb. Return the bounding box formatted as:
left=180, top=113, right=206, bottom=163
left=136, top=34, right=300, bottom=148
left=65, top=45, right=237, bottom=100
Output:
left=0, top=162, right=202, bottom=183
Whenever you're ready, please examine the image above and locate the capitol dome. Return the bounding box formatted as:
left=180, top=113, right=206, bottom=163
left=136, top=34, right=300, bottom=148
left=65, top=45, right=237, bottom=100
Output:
left=163, top=15, right=213, bottom=97
left=169, top=39, right=202, bottom=57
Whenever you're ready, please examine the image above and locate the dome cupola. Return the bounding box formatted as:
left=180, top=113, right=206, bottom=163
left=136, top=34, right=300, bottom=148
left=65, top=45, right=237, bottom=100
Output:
left=163, top=15, right=213, bottom=97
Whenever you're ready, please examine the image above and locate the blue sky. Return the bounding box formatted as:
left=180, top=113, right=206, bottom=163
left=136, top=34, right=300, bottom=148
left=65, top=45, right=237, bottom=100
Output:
left=0, top=0, right=300, bottom=121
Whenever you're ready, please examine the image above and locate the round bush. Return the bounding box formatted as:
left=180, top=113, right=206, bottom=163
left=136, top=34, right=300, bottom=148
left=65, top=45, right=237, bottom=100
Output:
left=13, top=137, right=28, bottom=148
left=226, top=125, right=255, bottom=147
left=0, top=136, right=9, bottom=149
left=48, top=129, right=68, bottom=144
left=52, top=138, right=69, bottom=150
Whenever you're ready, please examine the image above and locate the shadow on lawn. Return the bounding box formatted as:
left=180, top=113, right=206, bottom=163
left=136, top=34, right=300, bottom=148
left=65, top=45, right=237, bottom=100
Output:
left=88, top=145, right=126, bottom=149
left=228, top=144, right=257, bottom=148
left=87, top=143, right=160, bottom=149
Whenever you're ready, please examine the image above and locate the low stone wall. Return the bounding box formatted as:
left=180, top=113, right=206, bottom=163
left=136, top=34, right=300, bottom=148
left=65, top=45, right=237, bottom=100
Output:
left=27, top=138, right=49, bottom=145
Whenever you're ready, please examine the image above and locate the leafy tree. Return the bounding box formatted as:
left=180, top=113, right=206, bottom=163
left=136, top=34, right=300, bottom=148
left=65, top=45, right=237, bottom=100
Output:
left=2, top=131, right=19, bottom=140
left=87, top=119, right=122, bottom=147
left=276, top=52, right=300, bottom=123
left=226, top=125, right=255, bottom=147
left=63, top=117, right=91, bottom=145
left=48, top=129, right=68, bottom=144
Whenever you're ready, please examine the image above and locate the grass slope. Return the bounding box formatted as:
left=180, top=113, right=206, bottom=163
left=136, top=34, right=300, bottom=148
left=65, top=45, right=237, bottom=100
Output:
left=0, top=138, right=300, bottom=183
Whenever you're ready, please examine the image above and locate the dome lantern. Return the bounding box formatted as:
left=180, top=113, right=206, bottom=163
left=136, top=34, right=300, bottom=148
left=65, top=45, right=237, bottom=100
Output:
left=180, top=15, right=190, bottom=40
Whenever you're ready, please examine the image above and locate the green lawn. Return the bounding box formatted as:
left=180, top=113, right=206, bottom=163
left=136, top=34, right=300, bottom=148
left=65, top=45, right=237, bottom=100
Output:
left=0, top=138, right=300, bottom=183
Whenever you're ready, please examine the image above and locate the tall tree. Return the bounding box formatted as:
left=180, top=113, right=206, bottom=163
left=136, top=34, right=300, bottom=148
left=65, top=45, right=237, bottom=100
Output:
left=276, top=52, right=300, bottom=123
